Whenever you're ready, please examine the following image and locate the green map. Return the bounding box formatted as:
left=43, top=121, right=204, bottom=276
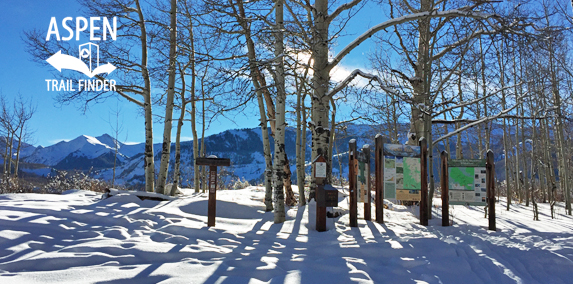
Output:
left=449, top=167, right=474, bottom=191
left=384, top=158, right=395, bottom=168
left=403, top=157, right=421, bottom=189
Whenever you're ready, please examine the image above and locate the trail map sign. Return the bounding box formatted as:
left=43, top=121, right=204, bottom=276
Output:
left=448, top=159, right=487, bottom=206
left=355, top=151, right=370, bottom=203
left=383, top=144, right=421, bottom=201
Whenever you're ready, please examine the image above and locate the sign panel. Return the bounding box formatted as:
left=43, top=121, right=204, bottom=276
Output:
left=448, top=159, right=486, bottom=206
left=355, top=152, right=369, bottom=203
left=317, top=184, right=339, bottom=207
left=209, top=170, right=217, bottom=193
left=315, top=162, right=327, bottom=178
left=383, top=144, right=421, bottom=201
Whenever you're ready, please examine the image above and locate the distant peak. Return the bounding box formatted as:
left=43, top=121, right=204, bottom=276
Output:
left=98, top=133, right=113, bottom=138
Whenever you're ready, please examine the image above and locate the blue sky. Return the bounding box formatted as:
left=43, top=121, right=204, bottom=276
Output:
left=0, top=0, right=382, bottom=147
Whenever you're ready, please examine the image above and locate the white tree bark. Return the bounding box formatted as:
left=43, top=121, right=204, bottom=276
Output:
left=134, top=0, right=156, bottom=193
left=273, top=0, right=286, bottom=223
left=295, top=72, right=307, bottom=206
left=309, top=0, right=331, bottom=200
left=156, top=0, right=178, bottom=194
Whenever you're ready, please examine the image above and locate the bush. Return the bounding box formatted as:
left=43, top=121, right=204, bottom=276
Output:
left=232, top=177, right=250, bottom=190
left=43, top=170, right=108, bottom=193
left=0, top=177, right=35, bottom=194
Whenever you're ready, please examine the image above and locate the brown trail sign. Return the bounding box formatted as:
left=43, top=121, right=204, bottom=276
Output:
left=375, top=135, right=384, bottom=224
left=486, top=150, right=496, bottom=231
left=196, top=156, right=231, bottom=227
left=348, top=140, right=372, bottom=227
left=440, top=151, right=449, bottom=227
left=349, top=140, right=358, bottom=227
left=419, top=138, right=428, bottom=226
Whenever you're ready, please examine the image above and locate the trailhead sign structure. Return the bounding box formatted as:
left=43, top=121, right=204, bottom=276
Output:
left=441, top=150, right=496, bottom=231
left=350, top=137, right=429, bottom=227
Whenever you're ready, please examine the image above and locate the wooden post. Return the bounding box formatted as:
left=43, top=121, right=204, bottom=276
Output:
left=196, top=157, right=231, bottom=228
left=314, top=155, right=327, bottom=232
left=486, top=150, right=496, bottom=231
left=375, top=135, right=384, bottom=223
left=363, top=145, right=371, bottom=221
left=208, top=165, right=217, bottom=227
left=349, top=139, right=358, bottom=227
left=441, top=151, right=449, bottom=226
left=419, top=137, right=428, bottom=226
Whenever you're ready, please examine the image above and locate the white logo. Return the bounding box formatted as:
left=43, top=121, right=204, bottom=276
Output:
left=46, top=42, right=116, bottom=78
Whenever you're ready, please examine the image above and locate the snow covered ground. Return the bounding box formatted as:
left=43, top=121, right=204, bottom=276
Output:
left=0, top=186, right=572, bottom=283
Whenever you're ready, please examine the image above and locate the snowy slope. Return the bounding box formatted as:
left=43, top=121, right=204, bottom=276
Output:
left=0, top=187, right=571, bottom=283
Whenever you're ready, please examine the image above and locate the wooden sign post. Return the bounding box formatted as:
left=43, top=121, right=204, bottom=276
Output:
left=419, top=138, right=428, bottom=226
left=375, top=135, right=384, bottom=223
left=486, top=150, right=496, bottom=231
left=314, top=155, right=327, bottom=232
left=349, top=139, right=358, bottom=227
left=440, top=151, right=449, bottom=227
left=359, top=145, right=372, bottom=221
left=195, top=156, right=231, bottom=227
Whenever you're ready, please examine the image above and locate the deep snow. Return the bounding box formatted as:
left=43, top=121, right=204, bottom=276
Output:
left=0, top=186, right=572, bottom=283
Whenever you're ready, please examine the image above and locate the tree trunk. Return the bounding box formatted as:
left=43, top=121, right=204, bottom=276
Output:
left=156, top=0, right=178, bottom=194
left=200, top=91, right=206, bottom=193
left=135, top=0, right=155, bottom=193
left=259, top=94, right=273, bottom=211
left=2, top=136, right=8, bottom=178
left=6, top=133, right=13, bottom=176
left=549, top=38, right=571, bottom=214
left=295, top=76, right=307, bottom=206
left=192, top=71, right=200, bottom=193
left=514, top=118, right=521, bottom=203
left=480, top=38, right=491, bottom=153
left=310, top=0, right=332, bottom=201
left=14, top=127, right=23, bottom=178
left=234, top=0, right=274, bottom=210
left=299, top=96, right=308, bottom=205
left=328, top=98, right=336, bottom=182
left=272, top=0, right=286, bottom=223
left=497, top=40, right=511, bottom=209
left=173, top=66, right=192, bottom=194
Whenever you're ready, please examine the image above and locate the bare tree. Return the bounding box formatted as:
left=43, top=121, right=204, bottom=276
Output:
left=106, top=102, right=125, bottom=187
left=0, top=93, right=36, bottom=179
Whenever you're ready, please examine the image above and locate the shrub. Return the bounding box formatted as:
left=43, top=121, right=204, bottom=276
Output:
left=43, top=170, right=108, bottom=193
left=232, top=177, right=250, bottom=190
left=0, top=177, right=35, bottom=193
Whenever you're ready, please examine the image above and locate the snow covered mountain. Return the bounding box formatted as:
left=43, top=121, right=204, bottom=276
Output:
left=16, top=126, right=376, bottom=185
left=23, top=134, right=145, bottom=170
left=16, top=123, right=509, bottom=185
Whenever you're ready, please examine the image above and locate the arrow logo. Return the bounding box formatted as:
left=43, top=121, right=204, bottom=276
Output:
left=46, top=47, right=116, bottom=78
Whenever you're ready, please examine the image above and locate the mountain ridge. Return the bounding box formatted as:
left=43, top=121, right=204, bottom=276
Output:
left=13, top=123, right=509, bottom=186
